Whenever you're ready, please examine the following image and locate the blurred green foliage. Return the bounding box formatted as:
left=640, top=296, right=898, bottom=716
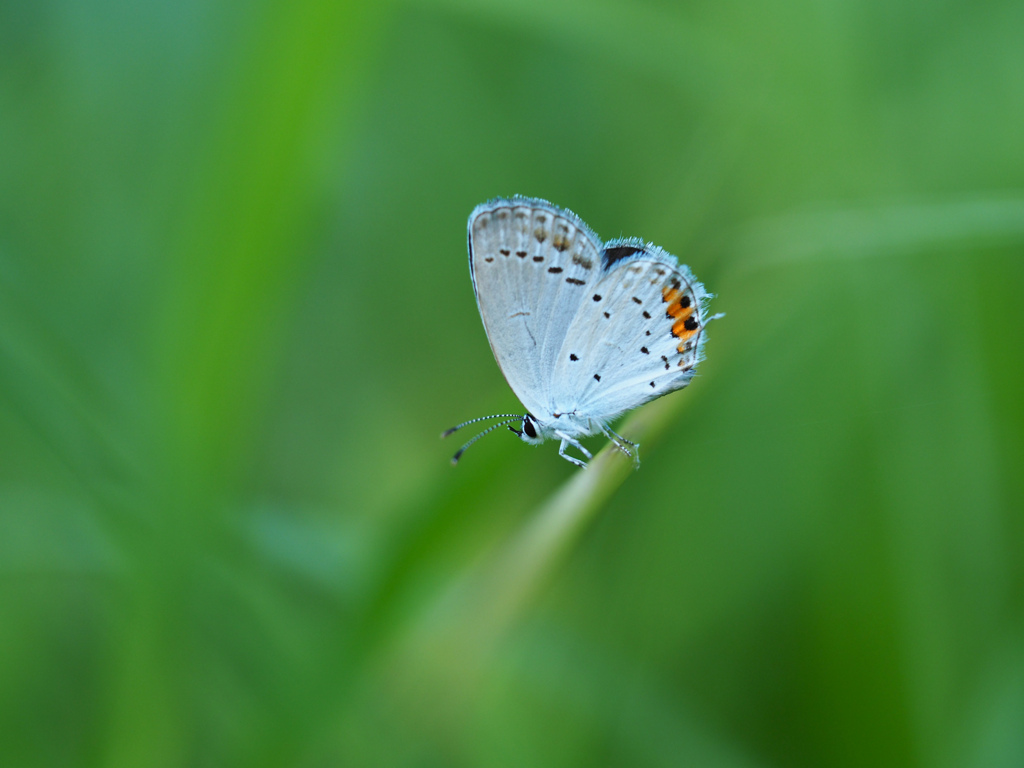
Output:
left=2, top=0, right=1023, bottom=766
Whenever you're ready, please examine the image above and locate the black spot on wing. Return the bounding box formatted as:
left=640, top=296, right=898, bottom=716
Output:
left=601, top=244, right=645, bottom=270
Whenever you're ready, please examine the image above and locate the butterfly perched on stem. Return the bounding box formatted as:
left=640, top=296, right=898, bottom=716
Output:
left=444, top=197, right=722, bottom=468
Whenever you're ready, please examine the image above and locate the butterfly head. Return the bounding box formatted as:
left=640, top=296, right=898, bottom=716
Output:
left=508, top=413, right=544, bottom=445
left=442, top=411, right=542, bottom=464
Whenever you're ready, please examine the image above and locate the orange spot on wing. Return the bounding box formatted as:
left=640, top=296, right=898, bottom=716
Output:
left=662, top=287, right=681, bottom=304
left=672, top=312, right=699, bottom=340
left=667, top=302, right=692, bottom=320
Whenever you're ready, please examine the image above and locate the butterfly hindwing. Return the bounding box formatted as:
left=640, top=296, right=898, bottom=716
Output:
left=551, top=243, right=712, bottom=421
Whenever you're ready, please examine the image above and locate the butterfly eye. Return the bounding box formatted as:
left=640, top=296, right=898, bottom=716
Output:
left=523, top=416, right=538, bottom=439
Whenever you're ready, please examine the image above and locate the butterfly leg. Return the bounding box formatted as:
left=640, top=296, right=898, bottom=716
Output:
left=554, top=431, right=591, bottom=468
left=600, top=425, right=641, bottom=468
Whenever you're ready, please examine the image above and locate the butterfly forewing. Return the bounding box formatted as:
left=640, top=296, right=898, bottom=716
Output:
left=469, top=198, right=603, bottom=416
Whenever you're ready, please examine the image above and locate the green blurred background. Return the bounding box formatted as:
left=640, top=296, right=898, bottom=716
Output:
left=2, top=0, right=1023, bottom=765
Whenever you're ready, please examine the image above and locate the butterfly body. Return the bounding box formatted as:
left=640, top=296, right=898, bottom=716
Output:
left=448, top=196, right=719, bottom=468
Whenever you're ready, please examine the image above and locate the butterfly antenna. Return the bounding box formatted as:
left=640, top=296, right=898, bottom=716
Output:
left=441, top=413, right=523, bottom=439
left=450, top=419, right=521, bottom=465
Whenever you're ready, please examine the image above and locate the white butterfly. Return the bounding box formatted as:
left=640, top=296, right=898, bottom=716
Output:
left=444, top=197, right=721, bottom=468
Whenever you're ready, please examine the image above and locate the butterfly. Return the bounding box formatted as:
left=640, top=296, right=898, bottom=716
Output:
left=443, top=197, right=721, bottom=468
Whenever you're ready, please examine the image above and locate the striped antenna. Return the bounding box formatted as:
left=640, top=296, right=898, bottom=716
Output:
left=441, top=413, right=523, bottom=439
left=450, top=418, right=522, bottom=465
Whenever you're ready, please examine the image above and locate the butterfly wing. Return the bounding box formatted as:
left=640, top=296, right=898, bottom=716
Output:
left=549, top=241, right=714, bottom=423
left=469, top=197, right=604, bottom=417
